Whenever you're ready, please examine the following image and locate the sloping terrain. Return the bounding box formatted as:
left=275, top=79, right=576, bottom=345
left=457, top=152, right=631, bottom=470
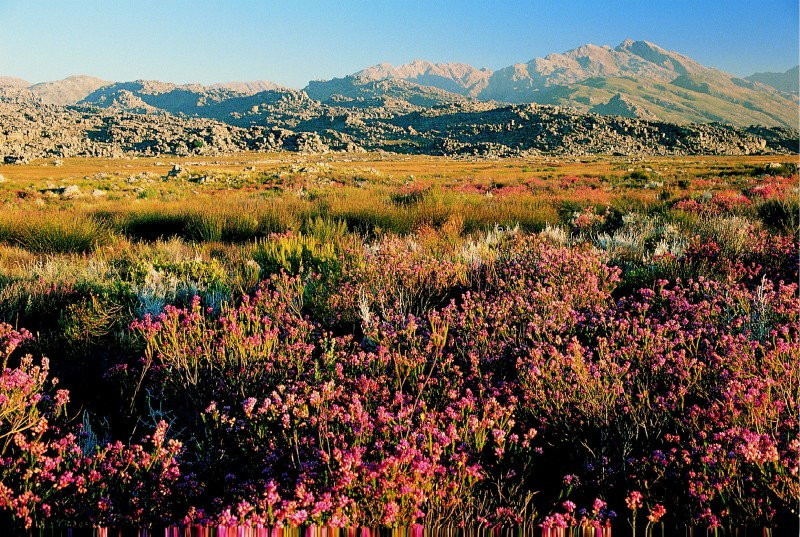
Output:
left=322, top=40, right=798, bottom=128
left=28, top=75, right=109, bottom=105
left=0, top=38, right=796, bottom=157
left=80, top=80, right=320, bottom=126
left=746, top=66, right=799, bottom=95
left=0, top=76, right=30, bottom=87
left=530, top=74, right=798, bottom=127
left=210, top=80, right=287, bottom=93
left=353, top=60, right=492, bottom=97
left=477, top=40, right=798, bottom=128
left=0, top=94, right=795, bottom=161
left=304, top=76, right=471, bottom=109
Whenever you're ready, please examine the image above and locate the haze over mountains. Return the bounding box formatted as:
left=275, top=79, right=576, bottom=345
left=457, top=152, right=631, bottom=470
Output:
left=2, top=39, right=796, bottom=130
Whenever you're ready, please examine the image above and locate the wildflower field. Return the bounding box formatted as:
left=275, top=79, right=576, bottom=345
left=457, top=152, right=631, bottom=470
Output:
left=0, top=153, right=796, bottom=535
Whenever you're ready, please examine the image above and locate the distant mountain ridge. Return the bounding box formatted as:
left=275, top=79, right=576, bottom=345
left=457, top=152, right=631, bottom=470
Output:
left=0, top=76, right=30, bottom=88
left=78, top=80, right=318, bottom=128
left=0, top=77, right=287, bottom=108
left=28, top=75, right=109, bottom=106
left=209, top=80, right=286, bottom=93
left=353, top=60, right=492, bottom=97
left=746, top=66, right=799, bottom=95
left=2, top=39, right=797, bottom=128
left=478, top=39, right=703, bottom=100
left=0, top=75, right=109, bottom=105
left=304, top=76, right=471, bottom=110
left=321, top=39, right=797, bottom=128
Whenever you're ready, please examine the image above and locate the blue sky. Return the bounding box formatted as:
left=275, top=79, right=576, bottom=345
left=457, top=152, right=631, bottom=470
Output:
left=1, top=0, right=797, bottom=87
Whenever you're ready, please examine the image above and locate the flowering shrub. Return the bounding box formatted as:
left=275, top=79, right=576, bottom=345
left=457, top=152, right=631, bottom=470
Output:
left=571, top=206, right=610, bottom=231
left=2, top=221, right=798, bottom=532
left=117, top=233, right=800, bottom=530
left=745, top=175, right=797, bottom=200
left=0, top=323, right=182, bottom=529
left=673, top=193, right=752, bottom=215
left=132, top=274, right=519, bottom=527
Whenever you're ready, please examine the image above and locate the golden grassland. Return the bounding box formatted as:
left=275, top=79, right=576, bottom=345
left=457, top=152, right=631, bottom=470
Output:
left=1, top=152, right=796, bottom=184
left=0, top=152, right=795, bottom=266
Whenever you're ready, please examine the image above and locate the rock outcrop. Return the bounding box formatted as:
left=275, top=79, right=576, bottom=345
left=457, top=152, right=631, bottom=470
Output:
left=0, top=94, right=795, bottom=161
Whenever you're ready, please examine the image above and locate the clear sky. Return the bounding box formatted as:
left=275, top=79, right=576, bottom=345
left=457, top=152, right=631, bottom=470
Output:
left=1, top=0, right=797, bottom=87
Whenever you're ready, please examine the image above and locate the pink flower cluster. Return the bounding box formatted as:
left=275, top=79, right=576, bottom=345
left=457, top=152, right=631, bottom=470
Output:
left=0, top=324, right=182, bottom=529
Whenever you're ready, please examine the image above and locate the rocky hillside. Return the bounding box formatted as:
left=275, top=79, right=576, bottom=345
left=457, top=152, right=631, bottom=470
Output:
left=0, top=93, right=795, bottom=162
left=0, top=75, right=109, bottom=105
left=0, top=99, right=332, bottom=161
left=28, top=75, right=109, bottom=105
left=1, top=39, right=796, bottom=159
left=209, top=80, right=287, bottom=93
left=353, top=60, right=492, bottom=97
left=481, top=40, right=705, bottom=99
left=304, top=76, right=471, bottom=110
left=746, top=66, right=799, bottom=95
left=80, top=75, right=474, bottom=122
left=79, top=80, right=321, bottom=127
left=0, top=76, right=30, bottom=88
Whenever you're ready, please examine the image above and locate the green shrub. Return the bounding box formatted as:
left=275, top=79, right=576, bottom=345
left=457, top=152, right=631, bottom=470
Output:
left=0, top=214, right=114, bottom=254
left=757, top=198, right=800, bottom=235
left=390, top=188, right=429, bottom=206
left=300, top=217, right=348, bottom=243
left=185, top=213, right=223, bottom=242
left=750, top=162, right=798, bottom=176
left=220, top=213, right=262, bottom=242
left=137, top=189, right=158, bottom=200
left=58, top=294, right=125, bottom=349
left=251, top=233, right=339, bottom=277
left=556, top=200, right=582, bottom=225
left=624, top=170, right=650, bottom=183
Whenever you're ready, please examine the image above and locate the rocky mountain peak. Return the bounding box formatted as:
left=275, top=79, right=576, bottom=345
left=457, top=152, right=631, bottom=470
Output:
left=614, top=39, right=701, bottom=75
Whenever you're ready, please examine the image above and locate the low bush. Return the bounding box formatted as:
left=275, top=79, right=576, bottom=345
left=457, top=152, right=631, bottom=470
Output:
left=0, top=213, right=114, bottom=253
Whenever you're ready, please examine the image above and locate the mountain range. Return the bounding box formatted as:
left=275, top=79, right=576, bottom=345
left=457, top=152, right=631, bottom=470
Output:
left=1, top=39, right=797, bottom=130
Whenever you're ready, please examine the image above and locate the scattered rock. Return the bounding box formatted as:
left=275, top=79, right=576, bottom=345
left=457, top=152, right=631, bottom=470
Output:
left=167, top=164, right=183, bottom=178
left=345, top=142, right=366, bottom=152
left=61, top=185, right=81, bottom=199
